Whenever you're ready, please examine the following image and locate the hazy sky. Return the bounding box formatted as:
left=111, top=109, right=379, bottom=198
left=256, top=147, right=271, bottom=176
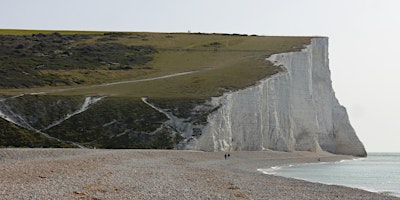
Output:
left=1, top=0, right=399, bottom=152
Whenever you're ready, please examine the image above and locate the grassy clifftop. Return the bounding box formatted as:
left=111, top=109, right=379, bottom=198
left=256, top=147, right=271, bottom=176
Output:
left=0, top=30, right=310, bottom=98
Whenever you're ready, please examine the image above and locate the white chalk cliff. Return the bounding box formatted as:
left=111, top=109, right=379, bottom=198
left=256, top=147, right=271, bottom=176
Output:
left=195, top=38, right=367, bottom=157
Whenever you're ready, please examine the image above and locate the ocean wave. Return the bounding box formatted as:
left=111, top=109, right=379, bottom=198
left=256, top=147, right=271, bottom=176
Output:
left=378, top=191, right=400, bottom=198
left=257, top=166, right=282, bottom=175
left=258, top=164, right=296, bottom=175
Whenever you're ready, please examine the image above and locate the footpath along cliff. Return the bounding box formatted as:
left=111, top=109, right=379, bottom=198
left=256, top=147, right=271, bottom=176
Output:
left=195, top=38, right=367, bottom=157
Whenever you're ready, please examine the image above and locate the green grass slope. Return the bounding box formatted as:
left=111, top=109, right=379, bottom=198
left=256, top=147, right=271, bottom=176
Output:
left=0, top=30, right=310, bottom=98
left=0, top=118, right=72, bottom=148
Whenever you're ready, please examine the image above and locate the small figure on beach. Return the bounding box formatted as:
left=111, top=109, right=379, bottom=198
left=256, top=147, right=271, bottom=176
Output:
left=228, top=153, right=230, bottom=158
left=224, top=154, right=227, bottom=160
left=318, top=158, right=321, bottom=162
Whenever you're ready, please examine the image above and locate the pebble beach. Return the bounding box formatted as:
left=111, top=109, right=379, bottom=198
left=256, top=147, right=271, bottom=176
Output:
left=0, top=149, right=398, bottom=200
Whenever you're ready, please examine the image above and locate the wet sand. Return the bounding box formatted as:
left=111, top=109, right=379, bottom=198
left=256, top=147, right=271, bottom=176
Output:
left=0, top=149, right=397, bottom=199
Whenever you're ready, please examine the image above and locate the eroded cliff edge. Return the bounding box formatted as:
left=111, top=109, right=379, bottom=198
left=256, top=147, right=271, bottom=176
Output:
left=195, top=38, right=367, bottom=157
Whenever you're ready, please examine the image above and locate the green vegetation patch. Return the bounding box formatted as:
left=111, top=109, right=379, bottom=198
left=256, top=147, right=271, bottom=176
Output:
left=3, top=95, right=85, bottom=130
left=45, top=97, right=174, bottom=148
left=0, top=118, right=72, bottom=148
left=0, top=32, right=157, bottom=88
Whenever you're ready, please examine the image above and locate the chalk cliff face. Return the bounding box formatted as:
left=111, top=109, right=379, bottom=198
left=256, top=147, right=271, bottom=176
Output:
left=195, top=38, right=367, bottom=157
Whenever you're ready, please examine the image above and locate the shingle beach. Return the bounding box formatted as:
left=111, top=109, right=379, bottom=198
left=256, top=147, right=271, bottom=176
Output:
left=0, top=149, right=397, bottom=200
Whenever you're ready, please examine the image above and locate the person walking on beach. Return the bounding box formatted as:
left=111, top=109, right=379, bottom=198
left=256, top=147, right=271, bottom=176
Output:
left=224, top=153, right=227, bottom=160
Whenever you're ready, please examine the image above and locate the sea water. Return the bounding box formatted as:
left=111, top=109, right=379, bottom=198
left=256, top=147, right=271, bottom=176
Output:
left=259, top=153, right=400, bottom=197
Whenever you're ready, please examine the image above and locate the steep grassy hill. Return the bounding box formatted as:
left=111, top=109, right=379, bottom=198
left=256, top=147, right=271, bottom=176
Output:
left=0, top=29, right=311, bottom=148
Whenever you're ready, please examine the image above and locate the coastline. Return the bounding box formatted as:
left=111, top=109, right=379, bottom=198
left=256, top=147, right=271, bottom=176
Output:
left=0, top=149, right=397, bottom=199
left=262, top=152, right=400, bottom=198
